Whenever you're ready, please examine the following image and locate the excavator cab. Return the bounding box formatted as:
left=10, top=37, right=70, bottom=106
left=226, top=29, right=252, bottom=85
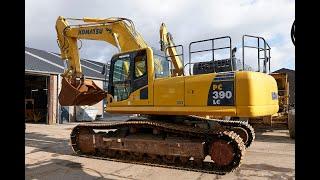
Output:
left=107, top=48, right=151, bottom=104
left=106, top=47, right=170, bottom=105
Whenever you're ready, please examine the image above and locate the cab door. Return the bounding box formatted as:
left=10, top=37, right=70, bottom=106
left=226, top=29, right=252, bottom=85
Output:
left=130, top=49, right=150, bottom=106
left=108, top=53, right=132, bottom=106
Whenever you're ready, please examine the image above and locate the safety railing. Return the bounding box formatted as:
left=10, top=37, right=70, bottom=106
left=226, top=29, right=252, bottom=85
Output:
left=242, top=35, right=271, bottom=73
left=187, top=36, right=232, bottom=75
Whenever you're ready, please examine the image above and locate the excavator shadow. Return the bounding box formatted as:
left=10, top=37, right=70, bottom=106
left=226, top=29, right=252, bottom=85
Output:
left=26, top=159, right=103, bottom=180
left=234, top=163, right=294, bottom=179
left=251, top=125, right=295, bottom=144
left=25, top=158, right=138, bottom=180
left=25, top=131, right=73, bottom=155
left=25, top=132, right=142, bottom=180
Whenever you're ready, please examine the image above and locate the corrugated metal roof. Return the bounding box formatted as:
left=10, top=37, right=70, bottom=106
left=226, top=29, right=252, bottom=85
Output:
left=25, top=47, right=107, bottom=80
left=25, top=53, right=64, bottom=74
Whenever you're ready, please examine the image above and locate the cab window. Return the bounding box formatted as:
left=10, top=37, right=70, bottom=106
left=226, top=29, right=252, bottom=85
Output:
left=113, top=57, right=130, bottom=82
left=112, top=56, right=131, bottom=101
left=154, top=54, right=170, bottom=78
left=134, top=54, right=147, bottom=78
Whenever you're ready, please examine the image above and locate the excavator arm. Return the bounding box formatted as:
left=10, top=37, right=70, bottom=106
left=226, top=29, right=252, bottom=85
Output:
left=55, top=16, right=149, bottom=106
left=159, top=23, right=184, bottom=76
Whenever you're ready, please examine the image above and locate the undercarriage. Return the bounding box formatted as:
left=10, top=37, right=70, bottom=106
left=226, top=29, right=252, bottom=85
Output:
left=70, top=116, right=254, bottom=174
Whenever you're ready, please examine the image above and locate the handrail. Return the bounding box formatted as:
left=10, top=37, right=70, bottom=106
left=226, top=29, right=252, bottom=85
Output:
left=188, top=36, right=232, bottom=75
left=242, top=35, right=271, bottom=73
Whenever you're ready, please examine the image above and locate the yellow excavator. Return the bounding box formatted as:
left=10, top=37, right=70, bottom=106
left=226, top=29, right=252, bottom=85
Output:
left=55, top=16, right=278, bottom=174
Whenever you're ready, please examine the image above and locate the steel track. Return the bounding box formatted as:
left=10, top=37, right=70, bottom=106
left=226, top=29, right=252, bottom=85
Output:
left=187, top=115, right=255, bottom=147
left=70, top=119, right=246, bottom=174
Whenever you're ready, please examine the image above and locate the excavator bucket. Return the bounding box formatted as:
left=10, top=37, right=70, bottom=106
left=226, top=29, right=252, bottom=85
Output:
left=59, top=77, right=108, bottom=106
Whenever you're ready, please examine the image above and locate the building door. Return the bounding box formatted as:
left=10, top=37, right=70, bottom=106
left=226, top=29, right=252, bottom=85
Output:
left=25, top=74, right=49, bottom=124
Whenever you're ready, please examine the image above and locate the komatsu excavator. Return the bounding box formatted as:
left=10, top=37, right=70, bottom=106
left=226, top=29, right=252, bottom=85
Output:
left=55, top=16, right=279, bottom=174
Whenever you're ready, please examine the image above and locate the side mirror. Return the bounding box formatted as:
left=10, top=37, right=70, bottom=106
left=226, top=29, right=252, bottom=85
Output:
left=291, top=20, right=295, bottom=46
left=101, top=64, right=110, bottom=76
left=101, top=64, right=106, bottom=75
left=232, top=47, right=237, bottom=58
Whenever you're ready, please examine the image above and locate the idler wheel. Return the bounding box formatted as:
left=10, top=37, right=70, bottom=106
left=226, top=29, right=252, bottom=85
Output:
left=231, top=127, right=249, bottom=144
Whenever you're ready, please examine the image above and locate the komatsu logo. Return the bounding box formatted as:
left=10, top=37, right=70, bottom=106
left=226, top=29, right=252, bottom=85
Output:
left=79, top=28, right=103, bottom=35
left=272, top=92, right=278, bottom=100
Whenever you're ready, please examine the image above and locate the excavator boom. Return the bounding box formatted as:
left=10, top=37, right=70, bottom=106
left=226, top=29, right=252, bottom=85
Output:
left=55, top=16, right=148, bottom=106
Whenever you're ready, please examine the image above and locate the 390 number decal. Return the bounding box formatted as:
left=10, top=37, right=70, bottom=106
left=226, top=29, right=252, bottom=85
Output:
left=212, top=91, right=232, bottom=104
left=208, top=79, right=234, bottom=106
left=212, top=91, right=232, bottom=99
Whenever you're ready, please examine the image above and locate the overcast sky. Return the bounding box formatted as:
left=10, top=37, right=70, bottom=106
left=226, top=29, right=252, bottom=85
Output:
left=26, top=0, right=295, bottom=71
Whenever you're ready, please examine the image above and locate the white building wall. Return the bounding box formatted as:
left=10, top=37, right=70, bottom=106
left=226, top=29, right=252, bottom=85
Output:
left=92, top=79, right=104, bottom=116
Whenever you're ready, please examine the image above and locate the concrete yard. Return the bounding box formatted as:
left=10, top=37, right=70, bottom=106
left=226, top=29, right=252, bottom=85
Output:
left=25, top=122, right=295, bottom=180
